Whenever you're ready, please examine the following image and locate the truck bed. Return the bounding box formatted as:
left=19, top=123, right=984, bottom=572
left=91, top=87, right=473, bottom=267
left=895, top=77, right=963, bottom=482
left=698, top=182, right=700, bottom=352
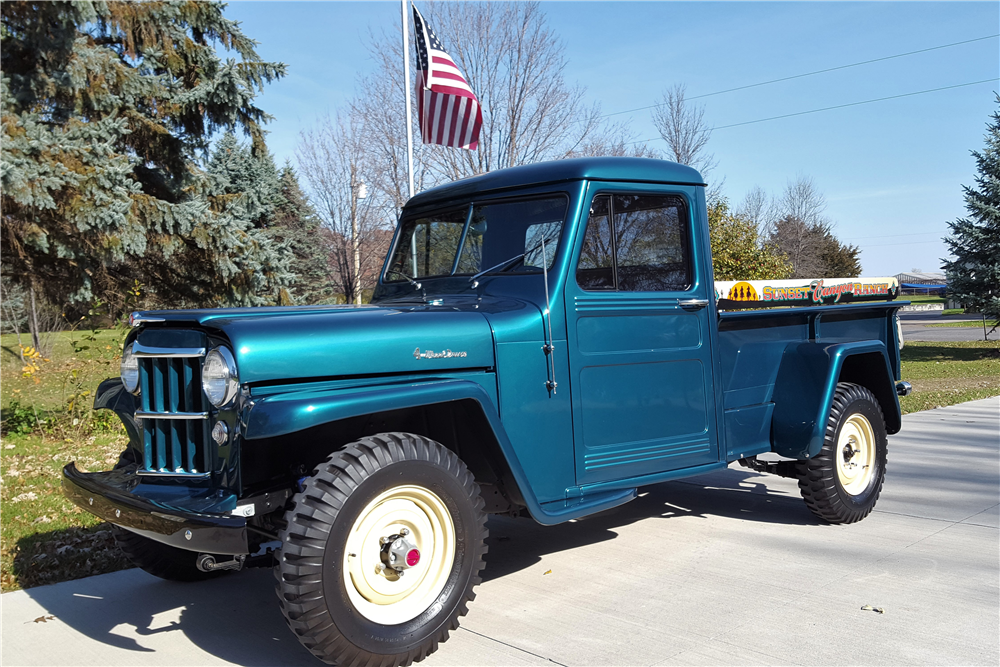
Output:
left=715, top=301, right=904, bottom=462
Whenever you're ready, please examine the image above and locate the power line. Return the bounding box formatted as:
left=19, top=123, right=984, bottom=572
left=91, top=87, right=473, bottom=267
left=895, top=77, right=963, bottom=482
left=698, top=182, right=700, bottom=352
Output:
left=601, top=33, right=999, bottom=120
left=710, top=79, right=998, bottom=131
left=861, top=240, right=944, bottom=248
left=846, top=231, right=943, bottom=241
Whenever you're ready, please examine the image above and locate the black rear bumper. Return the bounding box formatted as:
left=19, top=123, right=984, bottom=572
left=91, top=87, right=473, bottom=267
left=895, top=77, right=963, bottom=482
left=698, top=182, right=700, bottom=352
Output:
left=62, top=463, right=248, bottom=555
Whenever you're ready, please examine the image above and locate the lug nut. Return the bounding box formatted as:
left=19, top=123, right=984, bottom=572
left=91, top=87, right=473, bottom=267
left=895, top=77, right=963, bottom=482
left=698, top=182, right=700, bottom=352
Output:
left=400, top=528, right=410, bottom=536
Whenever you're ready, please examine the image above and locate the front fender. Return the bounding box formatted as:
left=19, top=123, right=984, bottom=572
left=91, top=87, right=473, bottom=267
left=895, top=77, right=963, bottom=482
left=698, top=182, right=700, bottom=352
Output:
left=242, top=378, right=558, bottom=523
left=771, top=341, right=901, bottom=459
left=93, top=377, right=142, bottom=448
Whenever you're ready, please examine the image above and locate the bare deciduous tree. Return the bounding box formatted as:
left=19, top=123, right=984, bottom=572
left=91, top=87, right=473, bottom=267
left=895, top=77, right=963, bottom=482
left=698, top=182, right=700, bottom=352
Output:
left=737, top=185, right=779, bottom=241
left=361, top=0, right=623, bottom=194
left=424, top=1, right=603, bottom=180
left=568, top=122, right=660, bottom=159
left=778, top=175, right=827, bottom=227
left=769, top=216, right=828, bottom=278
left=351, top=31, right=434, bottom=212
left=766, top=177, right=862, bottom=278
left=651, top=83, right=716, bottom=176
left=297, top=113, right=394, bottom=304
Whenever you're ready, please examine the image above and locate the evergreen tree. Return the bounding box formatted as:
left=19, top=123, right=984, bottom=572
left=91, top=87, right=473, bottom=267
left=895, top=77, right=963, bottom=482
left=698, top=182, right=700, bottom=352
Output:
left=943, top=96, right=1000, bottom=335
left=272, top=164, right=336, bottom=305
left=708, top=199, right=792, bottom=281
left=1, top=1, right=291, bottom=309
left=208, top=133, right=283, bottom=230
left=819, top=233, right=862, bottom=278
left=206, top=138, right=334, bottom=305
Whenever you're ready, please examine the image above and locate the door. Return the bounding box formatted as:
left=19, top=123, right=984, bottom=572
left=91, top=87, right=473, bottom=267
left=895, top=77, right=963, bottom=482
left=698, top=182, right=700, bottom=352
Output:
left=566, top=187, right=719, bottom=486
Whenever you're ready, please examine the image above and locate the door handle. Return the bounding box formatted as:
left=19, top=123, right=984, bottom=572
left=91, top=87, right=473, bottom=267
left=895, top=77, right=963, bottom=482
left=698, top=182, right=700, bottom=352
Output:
left=678, top=298, right=710, bottom=311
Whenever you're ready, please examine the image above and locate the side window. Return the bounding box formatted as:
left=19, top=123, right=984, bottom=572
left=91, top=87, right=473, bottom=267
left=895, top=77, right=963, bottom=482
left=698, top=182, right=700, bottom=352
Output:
left=614, top=194, right=690, bottom=291
left=576, top=193, right=691, bottom=292
left=576, top=195, right=615, bottom=289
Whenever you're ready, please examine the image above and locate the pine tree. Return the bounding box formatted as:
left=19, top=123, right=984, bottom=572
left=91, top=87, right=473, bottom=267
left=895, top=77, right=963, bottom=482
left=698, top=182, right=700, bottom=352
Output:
left=943, top=96, right=1000, bottom=336
left=206, top=138, right=334, bottom=305
left=208, top=134, right=283, bottom=228
left=819, top=234, right=862, bottom=278
left=1, top=1, right=292, bottom=309
left=272, top=165, right=336, bottom=305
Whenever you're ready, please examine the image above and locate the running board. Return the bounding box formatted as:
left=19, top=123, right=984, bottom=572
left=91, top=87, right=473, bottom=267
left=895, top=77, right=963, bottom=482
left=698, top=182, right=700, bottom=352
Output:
left=534, top=488, right=637, bottom=526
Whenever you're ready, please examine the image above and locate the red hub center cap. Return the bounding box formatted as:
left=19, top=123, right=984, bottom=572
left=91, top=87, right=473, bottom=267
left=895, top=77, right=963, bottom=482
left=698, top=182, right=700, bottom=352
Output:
left=405, top=549, right=421, bottom=567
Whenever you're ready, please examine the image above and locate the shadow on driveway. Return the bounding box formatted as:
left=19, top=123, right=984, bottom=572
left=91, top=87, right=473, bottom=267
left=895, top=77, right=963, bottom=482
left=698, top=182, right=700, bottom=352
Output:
left=18, top=467, right=819, bottom=665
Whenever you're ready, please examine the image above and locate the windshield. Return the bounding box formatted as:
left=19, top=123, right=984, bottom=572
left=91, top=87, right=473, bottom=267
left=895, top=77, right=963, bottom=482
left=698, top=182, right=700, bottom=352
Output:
left=386, top=196, right=568, bottom=282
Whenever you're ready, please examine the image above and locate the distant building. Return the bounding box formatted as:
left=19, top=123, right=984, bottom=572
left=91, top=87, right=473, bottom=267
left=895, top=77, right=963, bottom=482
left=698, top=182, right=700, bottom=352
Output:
left=894, top=270, right=946, bottom=284
left=895, top=270, right=946, bottom=295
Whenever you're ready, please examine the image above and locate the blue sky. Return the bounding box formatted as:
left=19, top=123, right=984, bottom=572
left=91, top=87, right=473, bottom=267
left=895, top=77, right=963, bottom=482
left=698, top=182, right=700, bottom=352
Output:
left=225, top=1, right=999, bottom=277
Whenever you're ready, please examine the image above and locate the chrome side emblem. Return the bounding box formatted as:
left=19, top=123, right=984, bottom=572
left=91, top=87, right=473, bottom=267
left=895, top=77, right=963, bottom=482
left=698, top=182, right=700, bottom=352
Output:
left=413, top=347, right=468, bottom=360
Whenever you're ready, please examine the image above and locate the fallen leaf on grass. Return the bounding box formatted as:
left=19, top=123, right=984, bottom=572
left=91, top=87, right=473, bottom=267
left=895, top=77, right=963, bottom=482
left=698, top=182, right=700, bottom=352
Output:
left=861, top=605, right=885, bottom=614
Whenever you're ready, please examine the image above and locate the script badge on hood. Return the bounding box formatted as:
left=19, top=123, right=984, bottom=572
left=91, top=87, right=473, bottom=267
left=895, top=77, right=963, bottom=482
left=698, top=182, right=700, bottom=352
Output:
left=413, top=347, right=468, bottom=360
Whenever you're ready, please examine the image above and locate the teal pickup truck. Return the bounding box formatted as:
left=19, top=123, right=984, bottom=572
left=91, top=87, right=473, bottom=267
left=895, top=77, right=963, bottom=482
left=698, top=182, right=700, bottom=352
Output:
left=63, top=157, right=910, bottom=667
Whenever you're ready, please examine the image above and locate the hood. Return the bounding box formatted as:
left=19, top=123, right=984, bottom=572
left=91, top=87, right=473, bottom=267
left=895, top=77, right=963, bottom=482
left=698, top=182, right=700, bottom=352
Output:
left=134, top=304, right=496, bottom=385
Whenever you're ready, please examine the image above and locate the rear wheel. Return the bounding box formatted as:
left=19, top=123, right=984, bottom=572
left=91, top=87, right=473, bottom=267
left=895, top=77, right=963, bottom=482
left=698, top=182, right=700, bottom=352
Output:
left=795, top=383, right=888, bottom=524
left=276, top=433, right=487, bottom=667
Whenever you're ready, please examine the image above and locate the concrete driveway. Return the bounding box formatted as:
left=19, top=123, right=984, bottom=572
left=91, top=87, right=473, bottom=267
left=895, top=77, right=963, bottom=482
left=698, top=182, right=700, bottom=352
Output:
left=3, top=398, right=998, bottom=667
left=900, top=311, right=997, bottom=342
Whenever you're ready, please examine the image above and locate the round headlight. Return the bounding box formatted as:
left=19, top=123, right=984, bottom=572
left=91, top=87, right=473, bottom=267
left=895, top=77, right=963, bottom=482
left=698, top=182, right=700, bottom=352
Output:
left=121, top=343, right=140, bottom=394
left=202, top=347, right=239, bottom=407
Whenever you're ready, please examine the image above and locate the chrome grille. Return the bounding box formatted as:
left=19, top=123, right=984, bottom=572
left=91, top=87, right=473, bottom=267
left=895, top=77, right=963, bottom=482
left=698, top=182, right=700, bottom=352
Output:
left=137, top=351, right=212, bottom=476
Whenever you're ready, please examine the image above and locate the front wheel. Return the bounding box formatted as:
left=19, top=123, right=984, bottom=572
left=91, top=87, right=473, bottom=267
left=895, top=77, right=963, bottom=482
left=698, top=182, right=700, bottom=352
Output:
left=795, top=383, right=888, bottom=524
left=276, top=433, right=487, bottom=666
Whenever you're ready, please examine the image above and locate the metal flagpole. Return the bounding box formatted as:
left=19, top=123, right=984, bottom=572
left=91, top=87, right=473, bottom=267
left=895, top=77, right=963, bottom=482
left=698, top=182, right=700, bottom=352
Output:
left=401, top=0, right=415, bottom=200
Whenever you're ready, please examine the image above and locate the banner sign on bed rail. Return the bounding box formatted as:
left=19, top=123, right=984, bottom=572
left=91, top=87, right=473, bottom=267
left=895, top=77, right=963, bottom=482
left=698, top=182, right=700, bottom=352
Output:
left=714, top=277, right=899, bottom=310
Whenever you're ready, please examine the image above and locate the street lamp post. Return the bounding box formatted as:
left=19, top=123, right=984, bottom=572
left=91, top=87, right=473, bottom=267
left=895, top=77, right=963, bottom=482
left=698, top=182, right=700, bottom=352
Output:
left=350, top=169, right=367, bottom=305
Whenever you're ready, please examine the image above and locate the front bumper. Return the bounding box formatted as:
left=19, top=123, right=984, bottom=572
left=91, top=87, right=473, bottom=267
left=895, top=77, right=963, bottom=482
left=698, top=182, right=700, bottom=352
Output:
left=62, top=463, right=249, bottom=555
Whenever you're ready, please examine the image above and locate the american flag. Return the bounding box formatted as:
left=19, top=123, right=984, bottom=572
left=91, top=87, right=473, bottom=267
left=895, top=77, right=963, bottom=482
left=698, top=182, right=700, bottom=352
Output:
left=412, top=4, right=483, bottom=151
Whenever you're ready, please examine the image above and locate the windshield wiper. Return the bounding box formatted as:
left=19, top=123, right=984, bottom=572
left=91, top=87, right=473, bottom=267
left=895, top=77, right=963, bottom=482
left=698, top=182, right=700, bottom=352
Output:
left=468, top=253, right=526, bottom=287
left=467, top=237, right=555, bottom=287
left=387, top=270, right=423, bottom=291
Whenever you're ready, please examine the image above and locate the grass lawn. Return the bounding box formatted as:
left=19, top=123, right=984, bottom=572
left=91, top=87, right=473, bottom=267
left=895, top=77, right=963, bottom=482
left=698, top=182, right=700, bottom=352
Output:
left=1, top=432, right=132, bottom=591
left=1, top=329, right=125, bottom=421
left=902, top=294, right=947, bottom=304
left=1, top=332, right=997, bottom=592
left=927, top=319, right=999, bottom=329
left=898, top=341, right=1000, bottom=414
left=2, top=328, right=133, bottom=591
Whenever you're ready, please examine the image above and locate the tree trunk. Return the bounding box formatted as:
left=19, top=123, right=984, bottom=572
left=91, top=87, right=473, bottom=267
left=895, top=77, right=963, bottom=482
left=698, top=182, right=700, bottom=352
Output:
left=29, top=284, right=41, bottom=352
left=351, top=165, right=361, bottom=305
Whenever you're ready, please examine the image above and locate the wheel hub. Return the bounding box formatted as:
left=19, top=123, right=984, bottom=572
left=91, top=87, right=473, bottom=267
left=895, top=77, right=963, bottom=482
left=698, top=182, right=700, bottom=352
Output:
left=378, top=529, right=421, bottom=574
left=835, top=414, right=876, bottom=496
left=342, top=485, right=456, bottom=625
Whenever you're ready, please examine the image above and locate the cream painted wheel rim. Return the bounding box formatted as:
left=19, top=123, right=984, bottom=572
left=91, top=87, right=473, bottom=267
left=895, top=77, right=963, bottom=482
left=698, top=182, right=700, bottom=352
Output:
left=835, top=413, right=876, bottom=496
left=343, top=485, right=456, bottom=625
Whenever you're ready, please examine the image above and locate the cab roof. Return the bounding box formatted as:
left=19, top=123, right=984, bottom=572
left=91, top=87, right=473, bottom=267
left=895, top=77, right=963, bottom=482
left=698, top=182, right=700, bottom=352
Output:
left=406, top=157, right=705, bottom=209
